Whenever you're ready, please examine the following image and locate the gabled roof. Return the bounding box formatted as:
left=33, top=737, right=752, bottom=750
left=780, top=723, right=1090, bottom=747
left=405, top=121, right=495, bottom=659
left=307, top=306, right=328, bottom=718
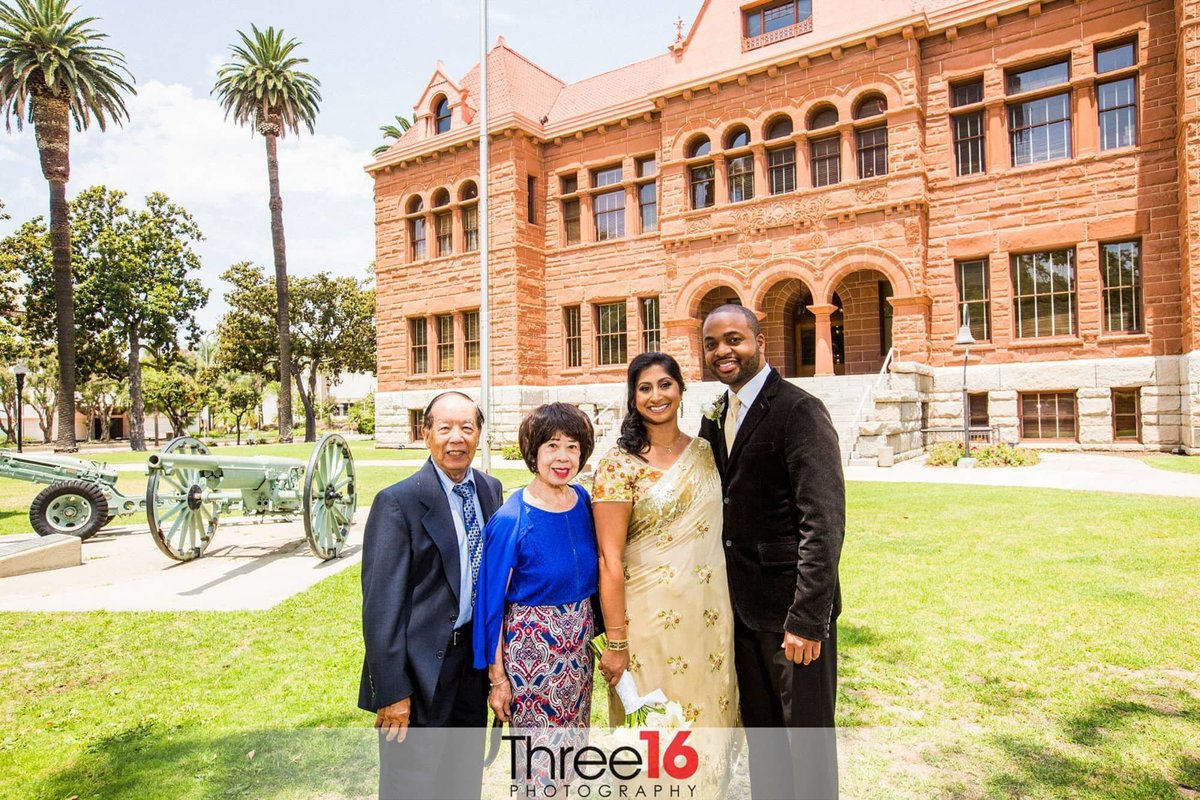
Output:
left=545, top=53, right=672, bottom=126
left=459, top=36, right=565, bottom=125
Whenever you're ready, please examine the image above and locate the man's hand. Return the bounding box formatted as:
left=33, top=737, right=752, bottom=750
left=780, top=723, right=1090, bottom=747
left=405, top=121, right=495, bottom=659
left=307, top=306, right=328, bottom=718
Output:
left=783, top=632, right=822, bottom=666
left=375, top=697, right=411, bottom=743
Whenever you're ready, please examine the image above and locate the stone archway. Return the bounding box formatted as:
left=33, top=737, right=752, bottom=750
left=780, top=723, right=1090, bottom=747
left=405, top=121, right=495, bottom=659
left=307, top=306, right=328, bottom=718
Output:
left=696, top=286, right=743, bottom=380
left=825, top=269, right=894, bottom=375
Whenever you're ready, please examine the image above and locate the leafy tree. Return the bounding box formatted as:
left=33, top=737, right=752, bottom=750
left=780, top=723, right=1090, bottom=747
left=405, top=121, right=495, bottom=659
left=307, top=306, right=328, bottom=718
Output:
left=142, top=355, right=205, bottom=439
left=215, top=263, right=376, bottom=442
left=25, top=354, right=56, bottom=443
left=0, top=0, right=135, bottom=451
left=349, top=392, right=375, bottom=436
left=372, top=112, right=413, bottom=156
left=213, top=24, right=321, bottom=445
left=76, top=373, right=121, bottom=442
left=216, top=372, right=261, bottom=445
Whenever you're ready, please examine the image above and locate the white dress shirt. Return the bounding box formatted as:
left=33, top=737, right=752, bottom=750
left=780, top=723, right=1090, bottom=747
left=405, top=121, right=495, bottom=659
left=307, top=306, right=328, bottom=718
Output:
left=728, top=363, right=772, bottom=436
left=432, top=462, right=483, bottom=627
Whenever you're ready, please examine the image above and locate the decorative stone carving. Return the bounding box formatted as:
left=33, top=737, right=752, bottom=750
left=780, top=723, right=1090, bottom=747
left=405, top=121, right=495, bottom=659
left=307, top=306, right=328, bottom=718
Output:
left=903, top=216, right=922, bottom=247
left=684, top=216, right=713, bottom=236
left=854, top=184, right=887, bottom=205
left=737, top=243, right=755, bottom=259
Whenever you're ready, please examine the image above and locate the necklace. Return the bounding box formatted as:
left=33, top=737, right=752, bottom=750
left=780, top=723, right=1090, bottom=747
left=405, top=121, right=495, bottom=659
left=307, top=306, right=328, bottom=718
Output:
left=652, top=430, right=685, bottom=455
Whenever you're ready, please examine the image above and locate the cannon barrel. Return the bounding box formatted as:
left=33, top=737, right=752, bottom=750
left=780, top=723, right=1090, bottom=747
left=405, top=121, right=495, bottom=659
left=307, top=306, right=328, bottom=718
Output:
left=146, top=451, right=304, bottom=491
left=0, top=450, right=120, bottom=487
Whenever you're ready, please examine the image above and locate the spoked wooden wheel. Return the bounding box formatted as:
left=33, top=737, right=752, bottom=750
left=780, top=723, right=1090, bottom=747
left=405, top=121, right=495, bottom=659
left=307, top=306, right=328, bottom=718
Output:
left=303, top=433, right=357, bottom=560
left=147, top=437, right=220, bottom=562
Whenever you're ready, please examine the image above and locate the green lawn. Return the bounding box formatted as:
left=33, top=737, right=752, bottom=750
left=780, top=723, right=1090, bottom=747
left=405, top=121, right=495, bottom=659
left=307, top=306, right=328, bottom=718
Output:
left=1, top=484, right=1198, bottom=798
left=1144, top=455, right=1200, bottom=475
left=4, top=438, right=425, bottom=466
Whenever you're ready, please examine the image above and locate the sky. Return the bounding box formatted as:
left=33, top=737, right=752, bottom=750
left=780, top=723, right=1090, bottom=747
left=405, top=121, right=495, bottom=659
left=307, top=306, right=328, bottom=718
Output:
left=1, top=0, right=700, bottom=331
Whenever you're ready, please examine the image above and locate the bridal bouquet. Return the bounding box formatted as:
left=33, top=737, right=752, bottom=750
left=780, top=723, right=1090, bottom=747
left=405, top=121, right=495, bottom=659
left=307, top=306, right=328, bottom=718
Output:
left=591, top=634, right=669, bottom=726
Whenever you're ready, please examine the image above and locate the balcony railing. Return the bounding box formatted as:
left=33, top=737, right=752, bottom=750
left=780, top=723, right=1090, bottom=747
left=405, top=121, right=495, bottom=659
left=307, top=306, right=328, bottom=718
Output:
left=742, top=17, right=814, bottom=52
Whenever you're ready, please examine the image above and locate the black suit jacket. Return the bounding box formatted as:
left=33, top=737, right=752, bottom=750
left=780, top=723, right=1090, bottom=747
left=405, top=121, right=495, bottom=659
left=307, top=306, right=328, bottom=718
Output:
left=358, top=458, right=504, bottom=716
left=699, top=369, right=845, bottom=640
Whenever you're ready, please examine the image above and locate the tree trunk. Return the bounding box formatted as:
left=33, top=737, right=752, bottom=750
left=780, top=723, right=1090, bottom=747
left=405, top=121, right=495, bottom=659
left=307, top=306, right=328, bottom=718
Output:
left=264, top=131, right=294, bottom=444
left=126, top=328, right=146, bottom=451
left=32, top=92, right=78, bottom=453
left=235, top=414, right=243, bottom=446
left=293, top=361, right=317, bottom=443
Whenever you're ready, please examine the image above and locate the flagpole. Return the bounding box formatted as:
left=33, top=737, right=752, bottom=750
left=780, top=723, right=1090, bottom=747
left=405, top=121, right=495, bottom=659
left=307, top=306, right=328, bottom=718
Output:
left=478, top=0, right=492, bottom=474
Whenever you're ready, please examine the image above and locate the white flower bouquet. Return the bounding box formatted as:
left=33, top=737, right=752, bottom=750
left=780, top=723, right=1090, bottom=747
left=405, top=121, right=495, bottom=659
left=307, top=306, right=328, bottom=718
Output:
left=591, top=634, right=668, bottom=726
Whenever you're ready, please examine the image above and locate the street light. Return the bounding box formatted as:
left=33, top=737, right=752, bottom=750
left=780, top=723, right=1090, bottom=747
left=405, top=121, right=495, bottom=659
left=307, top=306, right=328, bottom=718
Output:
left=954, top=304, right=976, bottom=463
left=12, top=360, right=28, bottom=454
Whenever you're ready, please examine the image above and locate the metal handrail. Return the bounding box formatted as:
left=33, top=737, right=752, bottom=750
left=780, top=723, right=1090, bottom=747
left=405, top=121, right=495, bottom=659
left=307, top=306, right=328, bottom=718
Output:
left=845, top=347, right=895, bottom=464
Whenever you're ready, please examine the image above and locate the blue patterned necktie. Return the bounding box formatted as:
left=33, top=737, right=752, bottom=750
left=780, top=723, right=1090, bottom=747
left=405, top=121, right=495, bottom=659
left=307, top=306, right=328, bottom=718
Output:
left=452, top=481, right=483, bottom=608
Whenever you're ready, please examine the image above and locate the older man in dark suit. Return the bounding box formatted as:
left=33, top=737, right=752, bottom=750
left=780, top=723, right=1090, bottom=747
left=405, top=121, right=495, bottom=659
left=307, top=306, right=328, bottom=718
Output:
left=698, top=304, right=846, bottom=800
left=359, top=391, right=504, bottom=800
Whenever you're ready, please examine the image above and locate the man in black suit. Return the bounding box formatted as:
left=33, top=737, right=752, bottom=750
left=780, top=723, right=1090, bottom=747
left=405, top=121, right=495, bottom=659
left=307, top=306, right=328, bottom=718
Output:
left=698, top=304, right=845, bottom=800
left=359, top=391, right=504, bottom=800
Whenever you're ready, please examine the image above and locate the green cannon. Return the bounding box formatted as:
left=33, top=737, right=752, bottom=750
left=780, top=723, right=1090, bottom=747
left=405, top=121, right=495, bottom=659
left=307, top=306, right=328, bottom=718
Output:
left=0, top=450, right=146, bottom=540
left=144, top=433, right=357, bottom=562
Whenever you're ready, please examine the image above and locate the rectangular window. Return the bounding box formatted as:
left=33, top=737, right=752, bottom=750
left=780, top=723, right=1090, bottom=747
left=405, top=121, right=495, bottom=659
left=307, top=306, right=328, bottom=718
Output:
left=638, top=182, right=657, bottom=233
left=409, top=218, right=426, bottom=261
left=436, top=314, right=454, bottom=372
left=1020, top=391, right=1077, bottom=441
left=690, top=163, right=715, bottom=209
left=409, top=409, right=425, bottom=442
left=594, top=189, right=626, bottom=241
left=953, top=111, right=986, bottom=176
left=434, top=211, right=452, bottom=257
left=1112, top=388, right=1141, bottom=442
left=768, top=145, right=796, bottom=194
left=595, top=301, right=628, bottom=366
left=463, top=310, right=480, bottom=371
left=1012, top=249, right=1076, bottom=338
left=1101, top=241, right=1142, bottom=332
left=856, top=126, right=888, bottom=178
left=563, top=198, right=581, bottom=244
left=969, top=393, right=989, bottom=428
left=462, top=204, right=479, bottom=252
left=955, top=259, right=991, bottom=341
left=727, top=154, right=755, bottom=202
left=744, top=0, right=812, bottom=38
left=1006, top=60, right=1069, bottom=94
left=409, top=317, right=428, bottom=374
left=640, top=297, right=661, bottom=352
left=564, top=306, right=582, bottom=368
left=951, top=78, right=984, bottom=108
left=1098, top=77, right=1137, bottom=150
left=1096, top=40, right=1136, bottom=74
left=810, top=136, right=841, bottom=187
left=527, top=175, right=537, bottom=223
left=636, top=157, right=657, bottom=178
left=561, top=174, right=578, bottom=195
left=591, top=164, right=622, bottom=188
left=1009, top=92, right=1071, bottom=165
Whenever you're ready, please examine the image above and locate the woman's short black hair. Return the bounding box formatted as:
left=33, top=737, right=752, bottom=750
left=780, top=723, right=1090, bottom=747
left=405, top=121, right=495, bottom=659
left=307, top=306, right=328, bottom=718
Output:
left=518, top=402, right=595, bottom=473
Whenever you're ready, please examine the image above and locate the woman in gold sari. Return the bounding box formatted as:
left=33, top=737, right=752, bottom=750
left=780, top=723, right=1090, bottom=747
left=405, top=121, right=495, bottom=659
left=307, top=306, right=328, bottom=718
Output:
left=593, top=352, right=739, bottom=794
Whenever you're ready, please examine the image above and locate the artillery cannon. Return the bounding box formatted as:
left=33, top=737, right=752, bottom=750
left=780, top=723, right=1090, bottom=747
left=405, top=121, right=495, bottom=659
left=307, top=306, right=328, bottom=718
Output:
left=145, top=433, right=357, bottom=562
left=0, top=450, right=146, bottom=540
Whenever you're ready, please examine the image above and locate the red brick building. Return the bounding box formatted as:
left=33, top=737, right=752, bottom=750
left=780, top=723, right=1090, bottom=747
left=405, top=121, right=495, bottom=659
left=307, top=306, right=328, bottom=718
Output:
left=369, top=0, right=1200, bottom=460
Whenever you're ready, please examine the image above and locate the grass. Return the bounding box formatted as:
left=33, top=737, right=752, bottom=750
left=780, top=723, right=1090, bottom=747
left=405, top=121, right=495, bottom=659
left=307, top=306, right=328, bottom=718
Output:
left=1144, top=455, right=1200, bottom=475
left=1, top=484, right=1198, bottom=798
left=3, top=438, right=425, bottom=466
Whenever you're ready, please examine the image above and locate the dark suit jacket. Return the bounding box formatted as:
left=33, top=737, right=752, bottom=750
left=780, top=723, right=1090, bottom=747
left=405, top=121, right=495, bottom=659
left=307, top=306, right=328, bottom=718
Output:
left=358, top=458, right=504, bottom=717
left=699, top=369, right=845, bottom=640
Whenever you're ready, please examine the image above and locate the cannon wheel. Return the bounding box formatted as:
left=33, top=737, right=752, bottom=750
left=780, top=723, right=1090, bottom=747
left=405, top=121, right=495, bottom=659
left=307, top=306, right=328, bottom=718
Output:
left=303, top=433, right=357, bottom=560
left=29, top=481, right=110, bottom=541
left=147, top=437, right=220, bottom=562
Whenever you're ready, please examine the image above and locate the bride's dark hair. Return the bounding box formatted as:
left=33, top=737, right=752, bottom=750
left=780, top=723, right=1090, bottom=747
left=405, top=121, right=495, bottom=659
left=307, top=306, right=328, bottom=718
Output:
left=617, top=352, right=686, bottom=457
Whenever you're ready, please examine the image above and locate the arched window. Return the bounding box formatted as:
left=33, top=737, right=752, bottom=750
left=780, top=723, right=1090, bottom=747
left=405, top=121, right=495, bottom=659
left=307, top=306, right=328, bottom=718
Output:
left=434, top=96, right=451, bottom=134
left=431, top=188, right=450, bottom=207
left=724, top=125, right=751, bottom=149
left=406, top=195, right=424, bottom=215
left=686, top=136, right=714, bottom=209
left=407, top=196, right=426, bottom=260
left=686, top=135, right=711, bottom=159
left=808, top=105, right=839, bottom=130
left=431, top=189, right=452, bottom=256
left=765, top=116, right=794, bottom=140
left=459, top=182, right=479, bottom=251
left=459, top=181, right=478, bottom=201
left=853, top=93, right=887, bottom=120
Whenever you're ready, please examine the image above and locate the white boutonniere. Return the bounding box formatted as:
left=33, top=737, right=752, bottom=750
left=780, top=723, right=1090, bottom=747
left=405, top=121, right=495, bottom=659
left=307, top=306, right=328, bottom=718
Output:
left=701, top=392, right=726, bottom=429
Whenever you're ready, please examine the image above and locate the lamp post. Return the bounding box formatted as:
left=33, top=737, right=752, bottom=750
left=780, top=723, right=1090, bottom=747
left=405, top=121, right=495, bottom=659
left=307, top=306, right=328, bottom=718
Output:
left=954, top=304, right=976, bottom=463
left=12, top=360, right=28, bottom=454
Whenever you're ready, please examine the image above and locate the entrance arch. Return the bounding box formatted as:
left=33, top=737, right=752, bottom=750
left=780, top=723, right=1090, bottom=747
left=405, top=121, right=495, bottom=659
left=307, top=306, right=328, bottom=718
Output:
left=826, top=269, right=893, bottom=375
left=696, top=286, right=743, bottom=380
left=759, top=278, right=848, bottom=377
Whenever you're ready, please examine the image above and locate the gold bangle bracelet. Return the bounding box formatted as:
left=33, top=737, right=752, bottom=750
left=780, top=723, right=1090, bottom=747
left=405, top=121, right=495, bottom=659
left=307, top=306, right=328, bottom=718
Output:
left=605, top=639, right=629, bottom=651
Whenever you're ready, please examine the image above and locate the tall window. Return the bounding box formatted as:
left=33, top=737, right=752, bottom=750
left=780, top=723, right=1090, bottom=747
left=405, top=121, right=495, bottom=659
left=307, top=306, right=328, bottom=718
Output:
left=810, top=137, right=840, bottom=187
left=636, top=157, right=657, bottom=233
left=766, top=116, right=796, bottom=194
left=1020, top=392, right=1077, bottom=441
left=409, top=317, right=428, bottom=374
left=951, top=78, right=986, bottom=176
left=1097, top=40, right=1137, bottom=151
left=594, top=190, right=625, bottom=241
left=460, top=182, right=479, bottom=252
left=436, top=314, right=454, bottom=372
left=1012, top=249, right=1076, bottom=338
left=727, top=155, right=755, bottom=202
left=856, top=127, right=887, bottom=178
left=1101, top=241, right=1142, bottom=333
left=641, top=297, right=661, bottom=352
left=409, top=409, right=425, bottom=442
left=743, top=0, right=813, bottom=50
left=1007, top=59, right=1071, bottom=166
left=463, top=310, right=480, bottom=371
left=1112, top=389, right=1141, bottom=442
left=561, top=173, right=581, bottom=244
left=434, top=97, right=451, bottom=134
left=434, top=211, right=452, bottom=257
left=969, top=393, right=990, bottom=428
left=527, top=175, right=537, bottom=223
left=687, top=137, right=714, bottom=209
left=595, top=301, right=627, bottom=366
left=409, top=217, right=426, bottom=260
left=956, top=258, right=991, bottom=341
left=564, top=306, right=582, bottom=368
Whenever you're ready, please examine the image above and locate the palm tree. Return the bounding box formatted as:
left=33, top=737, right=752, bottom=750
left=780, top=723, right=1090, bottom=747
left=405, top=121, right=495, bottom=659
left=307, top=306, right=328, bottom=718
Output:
left=213, top=24, right=320, bottom=444
left=372, top=113, right=414, bottom=156
left=0, top=0, right=134, bottom=452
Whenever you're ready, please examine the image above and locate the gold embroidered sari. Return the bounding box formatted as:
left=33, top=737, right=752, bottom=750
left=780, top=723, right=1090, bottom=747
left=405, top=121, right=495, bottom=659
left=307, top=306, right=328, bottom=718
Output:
left=593, top=438, right=739, bottom=793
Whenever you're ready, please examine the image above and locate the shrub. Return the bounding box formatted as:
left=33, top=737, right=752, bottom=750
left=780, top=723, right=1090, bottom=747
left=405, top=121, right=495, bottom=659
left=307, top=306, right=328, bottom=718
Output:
left=349, top=394, right=376, bottom=436
left=501, top=443, right=522, bottom=461
left=927, top=441, right=962, bottom=466
left=926, top=441, right=1040, bottom=467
